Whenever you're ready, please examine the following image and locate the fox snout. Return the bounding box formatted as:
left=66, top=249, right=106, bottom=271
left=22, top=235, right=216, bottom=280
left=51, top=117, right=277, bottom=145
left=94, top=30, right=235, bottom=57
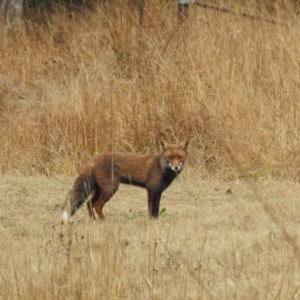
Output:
left=169, top=162, right=183, bottom=172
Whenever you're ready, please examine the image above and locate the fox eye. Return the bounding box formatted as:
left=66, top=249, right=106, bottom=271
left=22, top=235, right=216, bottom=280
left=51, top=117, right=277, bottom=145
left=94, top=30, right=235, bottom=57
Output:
left=168, top=156, right=183, bottom=162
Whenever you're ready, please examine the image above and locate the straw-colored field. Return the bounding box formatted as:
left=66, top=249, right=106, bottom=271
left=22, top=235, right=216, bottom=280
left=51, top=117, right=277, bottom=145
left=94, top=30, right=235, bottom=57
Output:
left=2, top=0, right=300, bottom=299
left=1, top=175, right=300, bottom=299
left=1, top=0, right=300, bottom=178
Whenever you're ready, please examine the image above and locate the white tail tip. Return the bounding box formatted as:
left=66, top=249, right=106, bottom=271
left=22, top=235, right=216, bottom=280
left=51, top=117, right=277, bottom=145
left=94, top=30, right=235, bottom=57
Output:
left=61, top=210, right=69, bottom=222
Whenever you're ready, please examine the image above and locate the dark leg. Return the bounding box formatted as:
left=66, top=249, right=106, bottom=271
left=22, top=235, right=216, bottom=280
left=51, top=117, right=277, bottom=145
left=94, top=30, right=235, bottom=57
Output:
left=178, top=3, right=189, bottom=25
left=147, top=190, right=162, bottom=219
left=87, top=200, right=95, bottom=219
left=147, top=190, right=153, bottom=219
left=86, top=189, right=100, bottom=220
left=139, top=0, right=145, bottom=26
left=152, top=191, right=162, bottom=218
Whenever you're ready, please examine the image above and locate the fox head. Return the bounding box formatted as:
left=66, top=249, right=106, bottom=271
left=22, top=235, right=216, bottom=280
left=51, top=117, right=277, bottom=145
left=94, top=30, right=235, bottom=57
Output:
left=159, top=139, right=189, bottom=173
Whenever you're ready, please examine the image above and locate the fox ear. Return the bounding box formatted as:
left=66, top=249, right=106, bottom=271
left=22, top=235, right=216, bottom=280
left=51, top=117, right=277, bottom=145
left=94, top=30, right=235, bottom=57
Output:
left=159, top=140, right=170, bottom=151
left=180, top=139, right=190, bottom=150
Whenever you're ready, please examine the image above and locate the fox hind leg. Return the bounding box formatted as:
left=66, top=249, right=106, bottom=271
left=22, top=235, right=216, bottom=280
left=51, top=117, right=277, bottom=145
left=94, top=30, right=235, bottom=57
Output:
left=87, top=201, right=95, bottom=219
left=94, top=182, right=120, bottom=220
left=86, top=189, right=100, bottom=220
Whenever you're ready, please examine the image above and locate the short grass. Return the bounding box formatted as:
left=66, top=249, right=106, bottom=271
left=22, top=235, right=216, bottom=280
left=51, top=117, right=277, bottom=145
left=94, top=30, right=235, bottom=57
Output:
left=1, top=175, right=300, bottom=299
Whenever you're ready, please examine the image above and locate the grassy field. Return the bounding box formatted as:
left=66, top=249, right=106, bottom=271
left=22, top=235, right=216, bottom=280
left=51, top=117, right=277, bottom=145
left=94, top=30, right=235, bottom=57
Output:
left=1, top=175, right=300, bottom=299
left=1, top=0, right=300, bottom=178
left=2, top=0, right=300, bottom=299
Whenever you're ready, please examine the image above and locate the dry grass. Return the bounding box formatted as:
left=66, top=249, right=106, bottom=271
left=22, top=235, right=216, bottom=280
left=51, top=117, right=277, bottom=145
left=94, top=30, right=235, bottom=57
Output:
left=1, top=0, right=300, bottom=178
left=1, top=175, right=300, bottom=299
left=2, top=1, right=300, bottom=299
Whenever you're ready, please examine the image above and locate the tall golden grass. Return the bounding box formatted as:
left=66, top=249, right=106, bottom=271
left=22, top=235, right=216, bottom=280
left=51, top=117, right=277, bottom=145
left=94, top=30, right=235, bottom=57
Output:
left=1, top=0, right=300, bottom=178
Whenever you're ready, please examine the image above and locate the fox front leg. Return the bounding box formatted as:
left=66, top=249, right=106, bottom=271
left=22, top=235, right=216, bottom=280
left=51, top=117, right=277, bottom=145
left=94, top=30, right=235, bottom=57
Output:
left=147, top=190, right=162, bottom=218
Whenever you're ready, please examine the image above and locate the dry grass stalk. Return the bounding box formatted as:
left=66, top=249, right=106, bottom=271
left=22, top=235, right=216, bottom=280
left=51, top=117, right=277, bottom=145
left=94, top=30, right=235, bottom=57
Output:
left=0, top=1, right=300, bottom=180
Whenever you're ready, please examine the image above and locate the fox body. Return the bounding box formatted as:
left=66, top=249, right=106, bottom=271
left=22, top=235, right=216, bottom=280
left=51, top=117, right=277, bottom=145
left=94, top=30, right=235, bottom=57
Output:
left=61, top=140, right=189, bottom=221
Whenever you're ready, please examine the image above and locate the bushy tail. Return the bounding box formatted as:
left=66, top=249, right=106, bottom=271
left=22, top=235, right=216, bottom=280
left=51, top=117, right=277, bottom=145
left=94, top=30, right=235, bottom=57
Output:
left=61, top=173, right=98, bottom=222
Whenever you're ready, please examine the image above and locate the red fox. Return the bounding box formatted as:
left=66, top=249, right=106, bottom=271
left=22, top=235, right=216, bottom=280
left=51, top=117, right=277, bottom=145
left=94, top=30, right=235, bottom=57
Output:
left=61, top=140, right=189, bottom=221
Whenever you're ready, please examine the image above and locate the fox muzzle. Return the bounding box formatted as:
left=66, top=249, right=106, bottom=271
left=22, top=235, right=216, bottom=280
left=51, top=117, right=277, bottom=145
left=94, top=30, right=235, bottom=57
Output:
left=169, top=162, right=183, bottom=173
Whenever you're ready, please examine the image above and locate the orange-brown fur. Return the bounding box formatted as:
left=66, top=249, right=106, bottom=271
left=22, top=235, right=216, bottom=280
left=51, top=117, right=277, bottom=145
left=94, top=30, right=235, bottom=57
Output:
left=61, top=140, right=189, bottom=221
